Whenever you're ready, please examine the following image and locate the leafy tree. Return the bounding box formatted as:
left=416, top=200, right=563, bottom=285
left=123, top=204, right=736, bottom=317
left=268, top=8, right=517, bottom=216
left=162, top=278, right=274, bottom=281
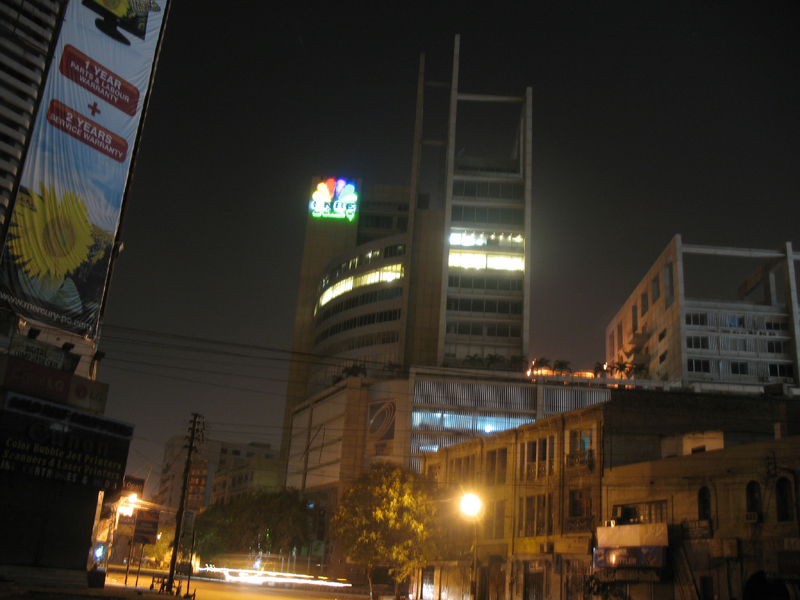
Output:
left=194, top=489, right=312, bottom=564
left=486, top=354, right=506, bottom=369
left=330, top=462, right=438, bottom=600
left=630, top=362, right=649, bottom=379
left=534, top=357, right=551, bottom=370
left=463, top=354, right=483, bottom=368
left=509, top=355, right=526, bottom=371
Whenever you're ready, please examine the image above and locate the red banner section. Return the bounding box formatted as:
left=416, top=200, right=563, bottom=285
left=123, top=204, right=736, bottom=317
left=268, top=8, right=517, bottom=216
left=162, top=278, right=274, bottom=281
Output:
left=59, top=45, right=139, bottom=116
left=47, top=100, right=128, bottom=162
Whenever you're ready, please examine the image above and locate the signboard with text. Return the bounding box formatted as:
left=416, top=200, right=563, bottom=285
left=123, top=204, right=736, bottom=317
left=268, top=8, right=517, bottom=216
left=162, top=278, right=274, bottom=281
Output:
left=0, top=392, right=133, bottom=490
left=0, top=0, right=169, bottom=337
left=134, top=508, right=160, bottom=545
left=593, top=546, right=664, bottom=569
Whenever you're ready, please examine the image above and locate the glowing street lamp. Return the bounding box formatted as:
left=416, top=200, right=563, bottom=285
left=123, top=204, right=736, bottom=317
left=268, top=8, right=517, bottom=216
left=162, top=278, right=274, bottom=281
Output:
left=460, top=493, right=482, bottom=600
left=104, top=493, right=138, bottom=570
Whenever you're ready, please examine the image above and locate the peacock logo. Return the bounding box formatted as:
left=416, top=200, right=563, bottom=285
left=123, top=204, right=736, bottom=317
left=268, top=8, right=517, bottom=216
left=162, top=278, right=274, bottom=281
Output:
left=309, top=178, right=358, bottom=222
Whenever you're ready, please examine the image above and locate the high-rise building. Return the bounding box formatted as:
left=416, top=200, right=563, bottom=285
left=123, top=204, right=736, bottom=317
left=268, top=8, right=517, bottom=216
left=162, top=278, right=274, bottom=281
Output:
left=279, top=38, right=608, bottom=580
left=283, top=34, right=537, bottom=481
left=606, top=235, right=800, bottom=394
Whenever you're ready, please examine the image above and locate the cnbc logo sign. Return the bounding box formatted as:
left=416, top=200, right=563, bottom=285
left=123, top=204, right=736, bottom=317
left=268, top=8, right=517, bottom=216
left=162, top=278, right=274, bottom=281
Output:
left=309, top=178, right=358, bottom=222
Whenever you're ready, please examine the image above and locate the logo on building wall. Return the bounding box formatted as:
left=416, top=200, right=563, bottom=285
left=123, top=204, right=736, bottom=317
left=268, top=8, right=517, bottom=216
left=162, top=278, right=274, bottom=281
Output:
left=309, top=178, right=358, bottom=221
left=367, top=400, right=395, bottom=457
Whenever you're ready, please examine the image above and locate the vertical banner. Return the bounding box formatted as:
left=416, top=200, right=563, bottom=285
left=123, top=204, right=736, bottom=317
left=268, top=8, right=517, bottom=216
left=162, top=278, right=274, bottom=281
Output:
left=0, top=0, right=169, bottom=337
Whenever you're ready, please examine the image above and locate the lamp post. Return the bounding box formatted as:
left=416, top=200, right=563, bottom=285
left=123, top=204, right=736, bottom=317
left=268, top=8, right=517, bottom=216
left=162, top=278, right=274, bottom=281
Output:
left=460, top=493, right=482, bottom=600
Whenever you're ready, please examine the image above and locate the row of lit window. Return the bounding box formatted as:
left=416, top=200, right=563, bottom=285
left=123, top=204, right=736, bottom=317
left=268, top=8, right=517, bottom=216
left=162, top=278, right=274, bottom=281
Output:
left=449, top=250, right=524, bottom=271
left=317, top=244, right=406, bottom=294
left=450, top=232, right=523, bottom=248
left=317, top=264, right=403, bottom=310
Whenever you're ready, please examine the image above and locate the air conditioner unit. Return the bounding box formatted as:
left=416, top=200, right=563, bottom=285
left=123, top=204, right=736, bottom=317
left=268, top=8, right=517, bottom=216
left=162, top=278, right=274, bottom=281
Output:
left=612, top=506, right=624, bottom=519
left=745, top=511, right=761, bottom=524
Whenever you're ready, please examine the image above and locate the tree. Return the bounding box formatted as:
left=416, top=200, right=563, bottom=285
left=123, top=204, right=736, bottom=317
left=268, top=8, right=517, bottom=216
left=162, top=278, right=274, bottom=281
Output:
left=533, top=357, right=551, bottom=370
left=194, top=489, right=312, bottom=564
left=486, top=354, right=506, bottom=369
left=341, top=363, right=367, bottom=378
left=553, top=359, right=572, bottom=374
left=463, top=354, right=483, bottom=368
left=330, top=462, right=438, bottom=600
left=630, top=362, right=649, bottom=379
left=594, top=362, right=609, bottom=378
left=509, top=355, right=526, bottom=371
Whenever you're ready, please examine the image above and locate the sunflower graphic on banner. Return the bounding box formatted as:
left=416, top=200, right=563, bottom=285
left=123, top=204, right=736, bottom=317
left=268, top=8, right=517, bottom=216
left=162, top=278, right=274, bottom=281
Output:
left=0, top=0, right=168, bottom=337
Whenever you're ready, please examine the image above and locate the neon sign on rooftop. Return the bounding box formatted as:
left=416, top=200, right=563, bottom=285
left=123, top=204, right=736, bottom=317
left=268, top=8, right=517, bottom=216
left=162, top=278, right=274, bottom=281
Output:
left=310, top=178, right=358, bottom=221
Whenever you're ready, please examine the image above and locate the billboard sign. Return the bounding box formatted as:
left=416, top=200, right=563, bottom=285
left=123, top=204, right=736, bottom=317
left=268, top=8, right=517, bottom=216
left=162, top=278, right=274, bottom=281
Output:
left=134, top=508, right=160, bottom=545
left=0, top=392, right=133, bottom=490
left=0, top=0, right=169, bottom=337
left=593, top=546, right=664, bottom=569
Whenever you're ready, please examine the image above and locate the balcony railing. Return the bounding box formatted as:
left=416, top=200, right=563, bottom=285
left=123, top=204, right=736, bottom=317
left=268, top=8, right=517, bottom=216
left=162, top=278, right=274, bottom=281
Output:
left=526, top=460, right=555, bottom=480
left=566, top=449, right=594, bottom=470
left=564, top=516, right=593, bottom=533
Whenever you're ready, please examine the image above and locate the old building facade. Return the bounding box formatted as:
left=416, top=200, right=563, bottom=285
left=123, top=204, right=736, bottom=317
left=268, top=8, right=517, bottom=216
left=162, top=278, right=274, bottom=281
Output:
left=416, top=389, right=800, bottom=600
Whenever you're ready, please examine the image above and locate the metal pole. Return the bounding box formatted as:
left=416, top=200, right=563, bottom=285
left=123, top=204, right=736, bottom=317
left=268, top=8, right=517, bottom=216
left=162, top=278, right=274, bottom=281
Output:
left=470, top=520, right=478, bottom=600
left=124, top=537, right=134, bottom=585
left=184, top=531, right=196, bottom=596
left=136, top=543, right=145, bottom=587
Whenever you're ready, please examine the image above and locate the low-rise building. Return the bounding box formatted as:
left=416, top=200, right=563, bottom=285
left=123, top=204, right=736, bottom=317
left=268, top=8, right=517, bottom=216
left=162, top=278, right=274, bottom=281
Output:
left=154, top=437, right=283, bottom=513
left=606, top=235, right=800, bottom=395
left=415, top=388, right=800, bottom=600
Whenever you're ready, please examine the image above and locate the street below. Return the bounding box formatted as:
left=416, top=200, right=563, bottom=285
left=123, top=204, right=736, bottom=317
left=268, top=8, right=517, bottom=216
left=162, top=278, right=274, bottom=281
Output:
left=105, top=570, right=370, bottom=600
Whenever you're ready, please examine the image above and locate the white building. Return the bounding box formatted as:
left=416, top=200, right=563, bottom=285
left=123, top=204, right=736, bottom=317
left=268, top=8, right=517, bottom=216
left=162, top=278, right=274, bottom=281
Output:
left=606, top=235, right=800, bottom=394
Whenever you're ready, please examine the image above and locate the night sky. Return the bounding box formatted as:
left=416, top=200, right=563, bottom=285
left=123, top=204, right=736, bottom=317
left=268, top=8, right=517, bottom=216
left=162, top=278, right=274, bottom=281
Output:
left=95, top=2, right=800, bottom=491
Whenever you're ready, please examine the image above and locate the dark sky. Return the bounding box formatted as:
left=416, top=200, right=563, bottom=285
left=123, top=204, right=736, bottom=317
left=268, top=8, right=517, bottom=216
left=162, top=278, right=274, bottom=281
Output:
left=96, top=2, right=800, bottom=489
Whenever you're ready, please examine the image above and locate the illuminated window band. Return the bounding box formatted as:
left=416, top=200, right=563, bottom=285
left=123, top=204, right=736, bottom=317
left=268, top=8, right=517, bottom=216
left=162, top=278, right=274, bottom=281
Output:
left=317, top=264, right=404, bottom=310
left=449, top=232, right=524, bottom=247
left=449, top=251, right=524, bottom=271
left=310, top=178, right=358, bottom=221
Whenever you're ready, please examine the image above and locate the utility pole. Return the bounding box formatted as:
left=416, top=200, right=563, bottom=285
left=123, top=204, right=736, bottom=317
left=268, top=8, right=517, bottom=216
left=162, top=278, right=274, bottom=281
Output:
left=167, top=413, right=204, bottom=593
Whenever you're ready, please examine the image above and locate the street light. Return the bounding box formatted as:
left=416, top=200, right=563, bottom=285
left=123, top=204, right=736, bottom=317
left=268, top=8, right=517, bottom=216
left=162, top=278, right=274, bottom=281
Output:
left=460, top=493, right=482, bottom=600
